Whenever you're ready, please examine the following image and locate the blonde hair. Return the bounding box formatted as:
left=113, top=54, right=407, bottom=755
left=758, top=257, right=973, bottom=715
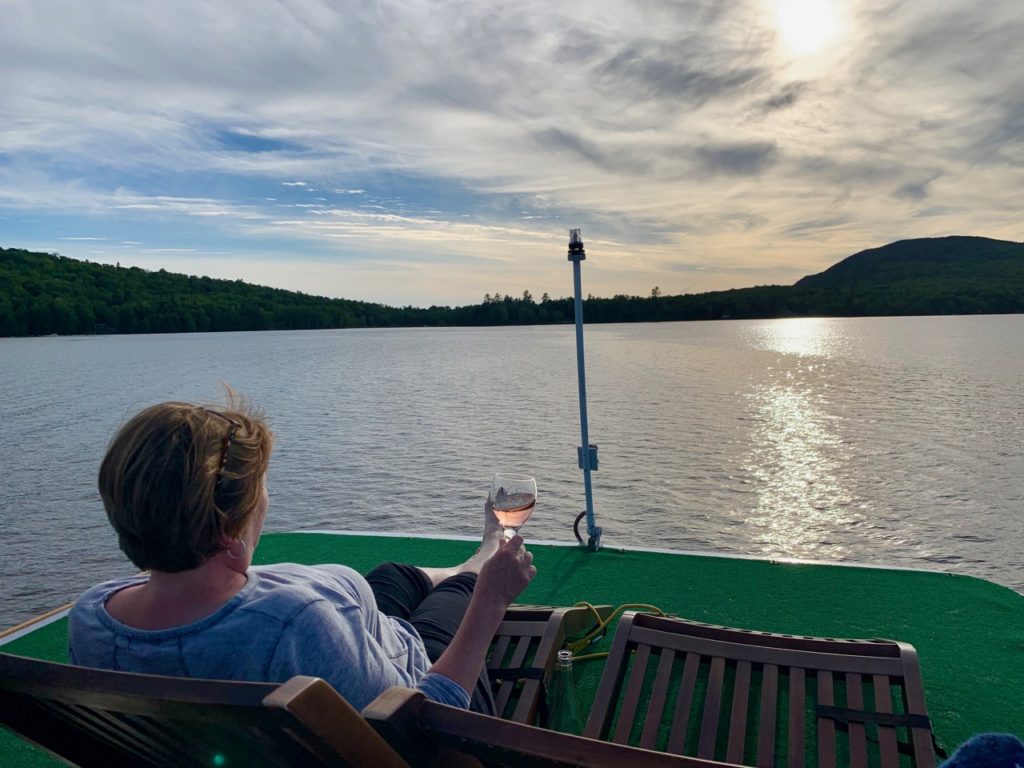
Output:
left=99, top=391, right=273, bottom=572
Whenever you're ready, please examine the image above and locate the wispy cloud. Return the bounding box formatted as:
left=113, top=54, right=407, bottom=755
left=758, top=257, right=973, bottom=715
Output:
left=1, top=0, right=1020, bottom=304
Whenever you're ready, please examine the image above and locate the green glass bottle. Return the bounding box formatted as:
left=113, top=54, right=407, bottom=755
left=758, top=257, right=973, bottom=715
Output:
left=548, top=649, right=584, bottom=734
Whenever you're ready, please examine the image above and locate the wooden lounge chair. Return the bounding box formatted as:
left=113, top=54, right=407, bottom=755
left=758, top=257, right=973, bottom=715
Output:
left=364, top=685, right=734, bottom=767
left=0, top=652, right=409, bottom=767
left=0, top=604, right=598, bottom=765
left=584, top=612, right=937, bottom=768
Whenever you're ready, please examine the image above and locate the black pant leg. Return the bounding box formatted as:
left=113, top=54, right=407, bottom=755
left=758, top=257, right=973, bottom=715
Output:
left=365, top=562, right=432, bottom=621
left=410, top=573, right=496, bottom=716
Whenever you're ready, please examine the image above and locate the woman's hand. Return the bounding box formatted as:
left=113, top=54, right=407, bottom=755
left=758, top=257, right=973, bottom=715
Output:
left=474, top=534, right=536, bottom=611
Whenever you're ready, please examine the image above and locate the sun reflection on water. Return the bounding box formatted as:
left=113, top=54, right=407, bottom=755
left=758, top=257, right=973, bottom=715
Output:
left=750, top=317, right=840, bottom=357
left=740, top=319, right=862, bottom=560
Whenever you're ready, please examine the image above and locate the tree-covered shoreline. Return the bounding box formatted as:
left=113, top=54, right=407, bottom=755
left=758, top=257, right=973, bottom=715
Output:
left=2, top=236, right=1022, bottom=337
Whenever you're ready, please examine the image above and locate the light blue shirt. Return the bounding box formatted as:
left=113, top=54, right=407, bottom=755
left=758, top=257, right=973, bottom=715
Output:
left=67, top=562, right=469, bottom=710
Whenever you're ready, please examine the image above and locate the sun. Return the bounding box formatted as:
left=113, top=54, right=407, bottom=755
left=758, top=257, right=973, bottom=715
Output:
left=774, top=0, right=841, bottom=56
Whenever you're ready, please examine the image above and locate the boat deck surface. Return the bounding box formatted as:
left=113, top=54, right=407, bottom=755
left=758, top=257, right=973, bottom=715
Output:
left=3, top=531, right=1023, bottom=766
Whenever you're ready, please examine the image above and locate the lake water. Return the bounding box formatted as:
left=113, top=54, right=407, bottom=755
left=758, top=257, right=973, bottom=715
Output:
left=2, top=315, right=1022, bottom=626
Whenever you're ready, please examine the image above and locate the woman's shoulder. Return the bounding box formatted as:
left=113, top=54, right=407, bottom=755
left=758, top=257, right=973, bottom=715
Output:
left=71, top=575, right=148, bottom=615
left=67, top=576, right=149, bottom=655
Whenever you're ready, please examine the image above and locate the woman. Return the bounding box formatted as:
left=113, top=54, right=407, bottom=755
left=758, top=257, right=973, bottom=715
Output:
left=68, top=396, right=535, bottom=713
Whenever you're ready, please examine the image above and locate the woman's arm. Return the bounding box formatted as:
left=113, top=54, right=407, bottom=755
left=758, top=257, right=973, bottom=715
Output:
left=426, top=535, right=536, bottom=695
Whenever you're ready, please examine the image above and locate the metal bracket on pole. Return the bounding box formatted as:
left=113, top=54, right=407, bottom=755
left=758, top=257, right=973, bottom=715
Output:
left=567, top=228, right=602, bottom=551
left=577, top=445, right=599, bottom=471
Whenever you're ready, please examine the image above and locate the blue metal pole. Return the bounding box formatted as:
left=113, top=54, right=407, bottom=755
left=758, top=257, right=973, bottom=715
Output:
left=567, top=229, right=602, bottom=550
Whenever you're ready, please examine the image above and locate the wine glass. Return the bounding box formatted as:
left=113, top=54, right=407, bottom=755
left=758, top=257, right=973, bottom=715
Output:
left=489, top=472, right=537, bottom=540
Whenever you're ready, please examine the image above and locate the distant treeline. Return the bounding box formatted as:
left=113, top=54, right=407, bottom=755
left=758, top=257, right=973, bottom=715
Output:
left=1, top=236, right=1022, bottom=337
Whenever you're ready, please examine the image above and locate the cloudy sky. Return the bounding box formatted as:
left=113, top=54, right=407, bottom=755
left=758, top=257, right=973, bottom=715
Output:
left=1, top=0, right=1021, bottom=306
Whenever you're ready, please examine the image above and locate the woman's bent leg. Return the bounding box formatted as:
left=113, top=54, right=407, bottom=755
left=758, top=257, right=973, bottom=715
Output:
left=367, top=564, right=496, bottom=714
left=365, top=562, right=432, bottom=621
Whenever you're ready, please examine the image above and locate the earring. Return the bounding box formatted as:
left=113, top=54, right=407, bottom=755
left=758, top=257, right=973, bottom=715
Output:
left=225, top=539, right=248, bottom=560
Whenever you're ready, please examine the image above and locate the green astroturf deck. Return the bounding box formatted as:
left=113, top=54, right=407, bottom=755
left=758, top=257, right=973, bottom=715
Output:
left=3, top=532, right=1023, bottom=765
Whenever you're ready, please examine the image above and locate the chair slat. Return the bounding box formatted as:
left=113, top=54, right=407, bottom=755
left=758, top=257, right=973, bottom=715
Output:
left=127, top=712, right=243, bottom=767
left=495, top=619, right=551, bottom=638
left=487, top=635, right=512, bottom=670
left=121, top=714, right=195, bottom=765
left=58, top=701, right=167, bottom=765
left=631, top=626, right=904, bottom=676
left=666, top=651, right=700, bottom=755
left=584, top=613, right=638, bottom=740
left=756, top=663, right=779, bottom=768
left=629, top=614, right=902, bottom=658
left=846, top=672, right=868, bottom=767
left=697, top=656, right=725, bottom=760
left=726, top=660, right=751, bottom=765
left=640, top=648, right=676, bottom=750
left=787, top=667, right=805, bottom=768
left=493, top=634, right=534, bottom=716
left=108, top=712, right=191, bottom=766
left=3, top=695, right=133, bottom=768
left=817, top=670, right=836, bottom=768
left=873, top=674, right=900, bottom=768
left=613, top=643, right=652, bottom=744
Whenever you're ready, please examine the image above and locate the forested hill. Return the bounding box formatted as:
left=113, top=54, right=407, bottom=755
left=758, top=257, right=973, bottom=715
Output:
left=798, top=236, right=1024, bottom=288
left=788, top=235, right=1024, bottom=316
left=1, top=235, right=1022, bottom=336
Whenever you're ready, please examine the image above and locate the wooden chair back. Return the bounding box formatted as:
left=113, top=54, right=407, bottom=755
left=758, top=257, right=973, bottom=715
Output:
left=584, top=613, right=936, bottom=768
left=490, top=605, right=610, bottom=723
left=0, top=652, right=409, bottom=768
left=364, top=686, right=735, bottom=768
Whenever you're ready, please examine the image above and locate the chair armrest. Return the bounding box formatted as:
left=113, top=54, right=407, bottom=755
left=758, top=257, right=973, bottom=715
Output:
left=363, top=687, right=437, bottom=766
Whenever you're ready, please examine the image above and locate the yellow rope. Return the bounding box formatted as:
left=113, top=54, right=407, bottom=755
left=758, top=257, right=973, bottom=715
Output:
left=564, top=601, right=669, bottom=658
left=570, top=651, right=609, bottom=663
